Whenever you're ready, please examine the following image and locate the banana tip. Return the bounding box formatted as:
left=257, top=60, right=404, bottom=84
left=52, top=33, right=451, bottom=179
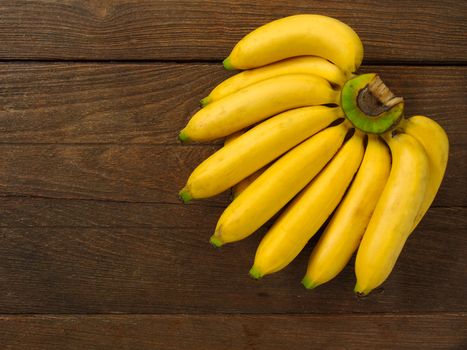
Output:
left=301, top=276, right=319, bottom=290
left=249, top=266, right=263, bottom=280
left=200, top=96, right=211, bottom=107
left=209, top=236, right=223, bottom=248
left=354, top=283, right=370, bottom=296
left=179, top=189, right=192, bottom=204
left=222, top=57, right=235, bottom=71
left=178, top=130, right=190, bottom=144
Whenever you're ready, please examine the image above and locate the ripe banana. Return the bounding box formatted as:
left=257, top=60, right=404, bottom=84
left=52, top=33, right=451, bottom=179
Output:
left=224, top=131, right=261, bottom=199
left=231, top=167, right=265, bottom=200
left=223, top=14, right=363, bottom=73
left=354, top=133, right=429, bottom=295
left=223, top=131, right=243, bottom=146
left=402, top=116, right=449, bottom=227
left=179, top=74, right=338, bottom=142
left=201, top=56, right=347, bottom=106
left=302, top=135, right=390, bottom=289
left=177, top=14, right=449, bottom=295
left=179, top=106, right=342, bottom=202
left=250, top=130, right=365, bottom=278
left=224, top=131, right=267, bottom=200
left=210, top=123, right=348, bottom=247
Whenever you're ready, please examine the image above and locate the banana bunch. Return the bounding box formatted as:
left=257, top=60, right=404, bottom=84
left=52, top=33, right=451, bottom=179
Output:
left=178, top=14, right=449, bottom=295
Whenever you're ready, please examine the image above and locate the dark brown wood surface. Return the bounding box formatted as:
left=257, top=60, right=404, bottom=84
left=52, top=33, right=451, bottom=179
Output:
left=0, top=314, right=465, bottom=350
left=0, top=1, right=465, bottom=63
left=0, top=208, right=465, bottom=314
left=0, top=64, right=465, bottom=145
left=0, top=0, right=466, bottom=348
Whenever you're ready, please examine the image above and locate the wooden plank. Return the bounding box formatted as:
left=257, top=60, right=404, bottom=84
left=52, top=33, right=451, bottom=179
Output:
left=0, top=143, right=464, bottom=207
left=0, top=314, right=465, bottom=350
left=0, top=197, right=223, bottom=228
left=0, top=208, right=465, bottom=313
left=0, top=63, right=465, bottom=145
left=0, top=1, right=465, bottom=62
left=0, top=144, right=227, bottom=205
left=0, top=192, right=463, bottom=228
left=0, top=63, right=206, bottom=145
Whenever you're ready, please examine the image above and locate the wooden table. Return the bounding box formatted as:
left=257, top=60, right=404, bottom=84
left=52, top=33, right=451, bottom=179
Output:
left=0, top=1, right=466, bottom=349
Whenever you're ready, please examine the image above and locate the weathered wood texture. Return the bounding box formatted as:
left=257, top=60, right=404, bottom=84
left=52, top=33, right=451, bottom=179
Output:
left=0, top=65, right=465, bottom=220
left=0, top=143, right=464, bottom=208
left=0, top=1, right=465, bottom=347
left=0, top=208, right=465, bottom=313
left=0, top=1, right=465, bottom=63
left=0, top=144, right=226, bottom=206
left=0, top=64, right=465, bottom=145
left=1, top=197, right=223, bottom=228
left=0, top=314, right=465, bottom=350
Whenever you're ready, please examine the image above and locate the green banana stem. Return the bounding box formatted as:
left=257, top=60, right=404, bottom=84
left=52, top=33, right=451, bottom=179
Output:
left=341, top=73, right=404, bottom=134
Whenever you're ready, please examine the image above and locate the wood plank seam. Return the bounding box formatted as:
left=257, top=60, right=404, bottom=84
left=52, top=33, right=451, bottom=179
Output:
left=0, top=59, right=467, bottom=66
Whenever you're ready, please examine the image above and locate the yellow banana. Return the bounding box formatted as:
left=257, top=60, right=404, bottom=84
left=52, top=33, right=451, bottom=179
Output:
left=302, top=135, right=390, bottom=289
left=231, top=168, right=264, bottom=200
left=223, top=14, right=363, bottom=73
left=224, top=131, right=266, bottom=200
left=201, top=56, right=347, bottom=106
left=402, top=116, right=449, bottom=227
left=250, top=130, right=365, bottom=278
left=223, top=131, right=243, bottom=145
left=354, top=133, right=429, bottom=296
left=175, top=13, right=448, bottom=295
left=179, top=74, right=338, bottom=142
left=210, top=123, right=348, bottom=247
left=179, top=106, right=342, bottom=202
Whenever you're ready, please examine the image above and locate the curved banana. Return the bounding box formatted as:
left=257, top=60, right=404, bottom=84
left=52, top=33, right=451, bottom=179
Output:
left=354, top=133, right=429, bottom=296
left=402, top=116, right=449, bottom=227
left=302, top=135, right=390, bottom=289
left=179, top=74, right=338, bottom=142
left=231, top=167, right=265, bottom=200
left=224, top=131, right=254, bottom=199
left=250, top=130, right=365, bottom=278
left=179, top=106, right=342, bottom=201
left=210, top=123, right=348, bottom=247
left=224, top=131, right=266, bottom=200
left=223, top=14, right=363, bottom=74
left=223, top=131, right=243, bottom=145
left=201, top=56, right=347, bottom=106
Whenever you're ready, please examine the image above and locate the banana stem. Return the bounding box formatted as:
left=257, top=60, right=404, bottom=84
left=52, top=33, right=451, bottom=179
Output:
left=341, top=74, right=405, bottom=134
left=366, top=76, right=403, bottom=110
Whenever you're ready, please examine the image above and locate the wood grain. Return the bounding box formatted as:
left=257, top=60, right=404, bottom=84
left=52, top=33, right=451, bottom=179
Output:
left=0, top=208, right=465, bottom=313
left=0, top=1, right=465, bottom=347
left=0, top=197, right=223, bottom=228
left=0, top=64, right=465, bottom=145
left=0, top=143, right=464, bottom=207
left=0, top=313, right=465, bottom=350
left=0, top=144, right=225, bottom=206
left=0, top=1, right=465, bottom=63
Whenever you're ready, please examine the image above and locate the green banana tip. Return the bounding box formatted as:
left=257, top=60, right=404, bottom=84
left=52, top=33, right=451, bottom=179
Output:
left=301, top=276, right=319, bottom=290
left=249, top=266, right=263, bottom=280
left=199, top=96, right=211, bottom=107
left=209, top=235, right=223, bottom=248
left=222, top=57, right=235, bottom=71
left=178, top=130, right=190, bottom=144
left=178, top=189, right=192, bottom=204
left=353, top=283, right=370, bottom=297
